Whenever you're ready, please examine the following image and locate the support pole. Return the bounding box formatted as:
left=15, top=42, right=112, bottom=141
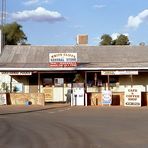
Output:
left=38, top=72, right=40, bottom=93
left=130, top=75, right=133, bottom=87
left=1, top=0, right=6, bottom=48
left=107, top=75, right=110, bottom=90
left=85, top=71, right=87, bottom=106
left=94, top=73, right=97, bottom=86
left=10, top=76, right=12, bottom=93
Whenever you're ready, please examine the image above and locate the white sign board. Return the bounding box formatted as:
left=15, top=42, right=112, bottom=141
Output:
left=124, top=86, right=141, bottom=107
left=101, top=71, right=138, bottom=75
left=49, top=53, right=77, bottom=67
left=102, top=90, right=112, bottom=105
left=1, top=72, right=32, bottom=75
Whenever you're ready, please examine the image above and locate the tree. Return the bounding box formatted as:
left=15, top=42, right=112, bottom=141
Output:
left=115, top=34, right=130, bottom=45
left=73, top=74, right=84, bottom=83
left=2, top=22, right=27, bottom=45
left=99, top=34, right=130, bottom=46
left=100, top=34, right=112, bottom=45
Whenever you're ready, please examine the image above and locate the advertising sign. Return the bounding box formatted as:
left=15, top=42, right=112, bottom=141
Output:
left=101, top=71, right=138, bottom=75
left=124, top=86, right=141, bottom=107
left=1, top=72, right=32, bottom=75
left=49, top=53, right=77, bottom=67
left=102, top=90, right=112, bottom=105
left=0, top=94, right=7, bottom=105
left=43, top=87, right=53, bottom=101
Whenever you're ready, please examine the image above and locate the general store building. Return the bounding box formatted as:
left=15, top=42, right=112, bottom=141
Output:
left=0, top=35, right=148, bottom=107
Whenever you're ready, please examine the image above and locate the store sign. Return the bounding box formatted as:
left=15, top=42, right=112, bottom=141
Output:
left=124, top=86, right=141, bottom=107
left=49, top=53, right=77, bottom=67
left=1, top=72, right=32, bottom=75
left=101, top=71, right=138, bottom=75
left=102, top=90, right=112, bottom=105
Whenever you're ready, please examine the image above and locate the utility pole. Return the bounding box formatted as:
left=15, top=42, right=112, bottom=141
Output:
left=1, top=0, right=6, bottom=52
left=1, top=0, right=6, bottom=27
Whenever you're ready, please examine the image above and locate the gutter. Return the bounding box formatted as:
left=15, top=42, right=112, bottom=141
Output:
left=0, top=67, right=147, bottom=71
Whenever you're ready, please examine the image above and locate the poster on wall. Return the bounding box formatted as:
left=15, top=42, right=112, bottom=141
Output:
left=102, top=90, right=112, bottom=105
left=124, top=86, right=141, bottom=107
left=43, top=87, right=53, bottom=102
left=0, top=94, right=7, bottom=105
left=54, top=78, right=64, bottom=87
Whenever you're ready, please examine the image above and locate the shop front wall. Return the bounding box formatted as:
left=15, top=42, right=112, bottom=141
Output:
left=1, top=72, right=148, bottom=106
left=9, top=93, right=45, bottom=105
left=86, top=72, right=148, bottom=106
left=0, top=74, right=29, bottom=93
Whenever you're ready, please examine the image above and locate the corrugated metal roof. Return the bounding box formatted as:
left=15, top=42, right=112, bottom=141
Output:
left=0, top=45, right=148, bottom=70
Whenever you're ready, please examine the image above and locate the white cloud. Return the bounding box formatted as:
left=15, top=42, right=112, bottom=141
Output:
left=111, top=33, right=120, bottom=40
left=23, top=0, right=49, bottom=5
left=23, top=0, right=39, bottom=5
left=93, top=4, right=106, bottom=9
left=111, top=33, right=129, bottom=40
left=127, top=9, right=148, bottom=29
left=11, top=7, right=65, bottom=23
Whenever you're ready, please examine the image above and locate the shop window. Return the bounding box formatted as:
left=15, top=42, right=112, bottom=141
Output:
left=109, top=77, right=119, bottom=88
left=73, top=73, right=84, bottom=83
left=12, top=83, right=23, bottom=93
left=54, top=78, right=64, bottom=87
left=87, top=72, right=107, bottom=87
left=43, top=78, right=53, bottom=87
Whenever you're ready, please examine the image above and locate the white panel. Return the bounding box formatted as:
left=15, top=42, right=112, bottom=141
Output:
left=53, top=87, right=64, bottom=102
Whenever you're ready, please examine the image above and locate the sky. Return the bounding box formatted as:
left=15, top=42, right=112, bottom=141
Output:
left=4, top=0, right=148, bottom=45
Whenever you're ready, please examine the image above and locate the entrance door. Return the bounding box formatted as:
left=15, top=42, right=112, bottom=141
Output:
left=112, top=95, right=120, bottom=106
left=29, top=74, right=38, bottom=93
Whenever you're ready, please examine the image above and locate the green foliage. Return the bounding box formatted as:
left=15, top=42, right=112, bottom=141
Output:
left=100, top=34, right=112, bottom=45
left=115, top=34, right=130, bottom=45
left=1, top=82, right=9, bottom=92
left=100, top=34, right=130, bottom=46
left=73, top=74, right=84, bottom=83
left=2, top=22, right=27, bottom=45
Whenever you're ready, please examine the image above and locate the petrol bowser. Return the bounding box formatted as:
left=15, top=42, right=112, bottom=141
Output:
left=71, top=83, right=84, bottom=106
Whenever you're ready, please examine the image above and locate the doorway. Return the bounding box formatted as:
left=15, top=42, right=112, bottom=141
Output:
left=112, top=95, right=120, bottom=106
left=29, top=74, right=38, bottom=93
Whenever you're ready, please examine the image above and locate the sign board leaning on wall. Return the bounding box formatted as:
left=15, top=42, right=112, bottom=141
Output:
left=43, top=87, right=53, bottom=102
left=124, top=86, right=141, bottom=107
left=102, top=90, right=112, bottom=105
left=49, top=53, right=77, bottom=67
